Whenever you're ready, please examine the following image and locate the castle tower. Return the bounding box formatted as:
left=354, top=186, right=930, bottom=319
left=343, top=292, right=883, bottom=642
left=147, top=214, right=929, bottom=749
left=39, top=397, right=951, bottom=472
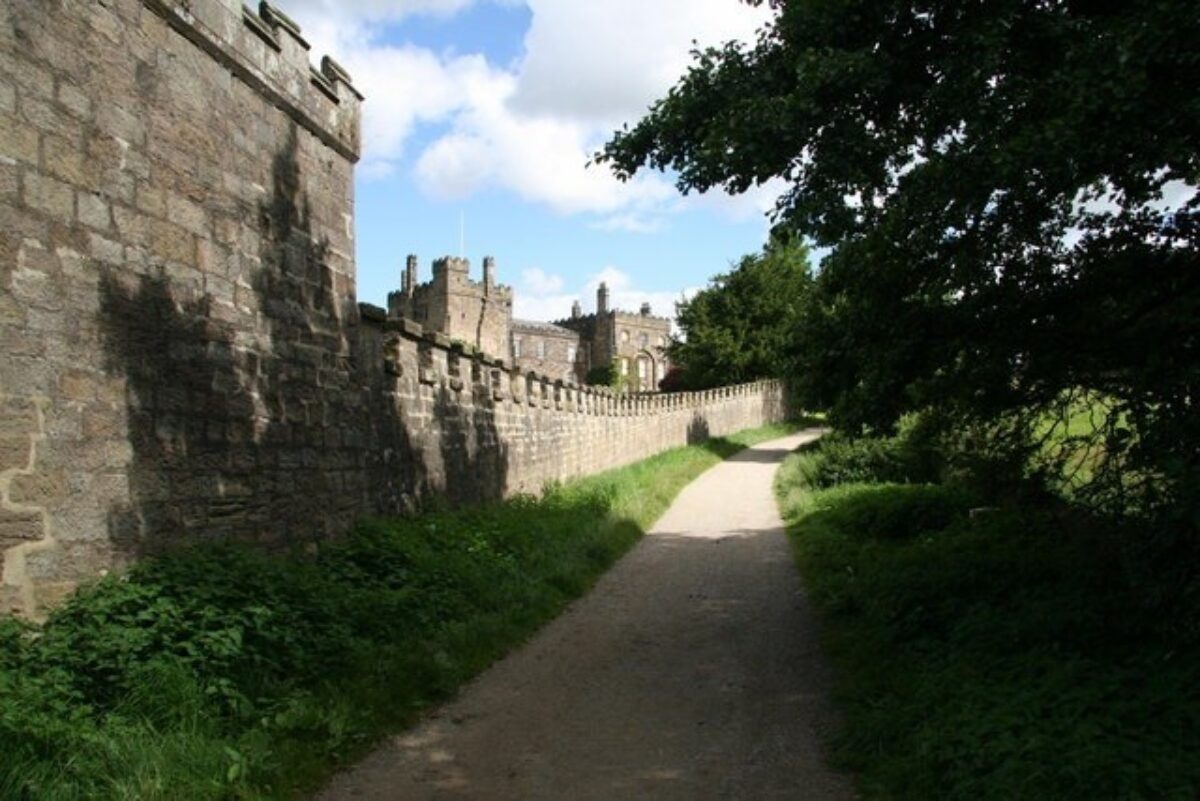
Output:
left=432, top=255, right=470, bottom=277
left=571, top=300, right=582, bottom=319
left=403, top=253, right=417, bottom=294
left=597, top=281, right=610, bottom=315
left=483, top=255, right=495, bottom=290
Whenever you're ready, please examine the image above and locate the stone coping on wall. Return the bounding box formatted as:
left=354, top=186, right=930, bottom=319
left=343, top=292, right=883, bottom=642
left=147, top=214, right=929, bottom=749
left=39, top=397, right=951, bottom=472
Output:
left=551, top=308, right=673, bottom=328
left=359, top=304, right=780, bottom=414
left=141, top=0, right=362, bottom=160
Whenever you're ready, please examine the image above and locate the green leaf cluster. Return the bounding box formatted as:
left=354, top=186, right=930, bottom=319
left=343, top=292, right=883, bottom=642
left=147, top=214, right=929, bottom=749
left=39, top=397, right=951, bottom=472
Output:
left=600, top=0, right=1200, bottom=522
left=669, top=238, right=813, bottom=390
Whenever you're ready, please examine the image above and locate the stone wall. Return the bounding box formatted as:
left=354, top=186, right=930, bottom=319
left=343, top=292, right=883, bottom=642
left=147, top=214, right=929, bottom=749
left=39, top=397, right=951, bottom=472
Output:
left=510, top=319, right=582, bottom=383
left=0, top=0, right=789, bottom=618
left=0, top=0, right=362, bottom=616
left=355, top=309, right=786, bottom=505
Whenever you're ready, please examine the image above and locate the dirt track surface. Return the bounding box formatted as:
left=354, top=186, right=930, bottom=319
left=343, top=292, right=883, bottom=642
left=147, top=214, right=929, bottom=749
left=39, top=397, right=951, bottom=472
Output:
left=319, top=431, right=854, bottom=800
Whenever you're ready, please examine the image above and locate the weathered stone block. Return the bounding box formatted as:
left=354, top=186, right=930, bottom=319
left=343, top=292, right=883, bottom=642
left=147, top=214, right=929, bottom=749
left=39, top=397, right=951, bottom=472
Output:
left=0, top=436, right=31, bottom=472
left=9, top=58, right=54, bottom=100
left=4, top=329, right=45, bottom=358
left=0, top=110, right=39, bottom=164
left=23, top=172, right=74, bottom=220
left=88, top=231, right=124, bottom=264
left=95, top=102, right=145, bottom=146
left=0, top=397, right=39, bottom=437
left=76, top=191, right=111, bottom=231
left=9, top=469, right=67, bottom=507
left=43, top=135, right=90, bottom=186
left=81, top=406, right=119, bottom=439
left=20, top=95, right=77, bottom=142
left=135, top=183, right=167, bottom=217
left=0, top=161, right=17, bottom=199
left=59, top=370, right=98, bottom=402
left=57, top=82, right=92, bottom=120
left=166, top=191, right=207, bottom=235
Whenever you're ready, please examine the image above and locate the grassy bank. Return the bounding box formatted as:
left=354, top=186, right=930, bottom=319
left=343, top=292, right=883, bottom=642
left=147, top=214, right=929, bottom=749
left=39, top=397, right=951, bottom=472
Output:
left=0, top=421, right=800, bottom=800
left=776, top=440, right=1200, bottom=800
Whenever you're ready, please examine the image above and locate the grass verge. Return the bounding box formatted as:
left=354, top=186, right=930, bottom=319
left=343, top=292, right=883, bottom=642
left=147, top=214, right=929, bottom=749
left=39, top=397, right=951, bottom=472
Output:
left=775, top=447, right=1200, bottom=800
left=0, top=421, right=802, bottom=800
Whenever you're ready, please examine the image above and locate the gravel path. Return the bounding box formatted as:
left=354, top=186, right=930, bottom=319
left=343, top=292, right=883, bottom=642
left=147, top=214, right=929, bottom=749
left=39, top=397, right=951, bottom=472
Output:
left=319, top=431, right=854, bottom=800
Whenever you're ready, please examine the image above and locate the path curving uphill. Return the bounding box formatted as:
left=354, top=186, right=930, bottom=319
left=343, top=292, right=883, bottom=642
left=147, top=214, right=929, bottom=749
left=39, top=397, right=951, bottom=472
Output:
left=319, top=431, right=854, bottom=800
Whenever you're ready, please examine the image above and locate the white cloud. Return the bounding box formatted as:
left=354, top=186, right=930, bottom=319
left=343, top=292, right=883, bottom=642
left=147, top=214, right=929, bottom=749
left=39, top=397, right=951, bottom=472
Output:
left=590, top=213, right=665, bottom=234
left=520, top=267, right=563, bottom=296
left=413, top=82, right=678, bottom=214
left=285, top=0, right=779, bottom=222
left=585, top=265, right=632, bottom=293
left=513, top=265, right=696, bottom=325
left=512, top=292, right=576, bottom=322
left=284, top=0, right=508, bottom=31
left=510, top=0, right=769, bottom=126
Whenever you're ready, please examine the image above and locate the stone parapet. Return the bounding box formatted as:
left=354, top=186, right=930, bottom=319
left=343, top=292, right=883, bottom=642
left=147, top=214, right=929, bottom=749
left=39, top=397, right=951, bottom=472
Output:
left=142, top=0, right=362, bottom=161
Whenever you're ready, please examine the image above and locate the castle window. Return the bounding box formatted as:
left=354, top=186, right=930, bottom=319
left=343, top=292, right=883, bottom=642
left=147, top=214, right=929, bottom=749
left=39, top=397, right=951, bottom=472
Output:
left=567, top=345, right=577, bottom=363
left=537, top=340, right=546, bottom=359
left=638, top=332, right=648, bottom=348
left=620, top=358, right=629, bottom=375
left=621, top=330, right=629, bottom=343
left=658, top=336, right=666, bottom=347
left=513, top=337, right=522, bottom=358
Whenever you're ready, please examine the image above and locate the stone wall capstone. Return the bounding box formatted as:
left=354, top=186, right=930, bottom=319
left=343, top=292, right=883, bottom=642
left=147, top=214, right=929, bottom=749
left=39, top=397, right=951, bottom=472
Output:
left=0, top=0, right=788, bottom=618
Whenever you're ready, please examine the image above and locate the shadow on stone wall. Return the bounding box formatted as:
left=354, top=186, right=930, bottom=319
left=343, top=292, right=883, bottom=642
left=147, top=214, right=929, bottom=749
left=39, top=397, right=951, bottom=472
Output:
left=97, top=124, right=480, bottom=558
left=432, top=383, right=509, bottom=505
left=686, top=414, right=711, bottom=445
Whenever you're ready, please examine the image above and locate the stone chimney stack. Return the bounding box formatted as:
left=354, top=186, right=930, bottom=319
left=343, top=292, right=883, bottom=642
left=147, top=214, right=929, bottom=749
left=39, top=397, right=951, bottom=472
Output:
left=640, top=302, right=652, bottom=316
left=571, top=299, right=582, bottom=319
left=597, top=282, right=610, bottom=315
left=483, top=255, right=495, bottom=287
left=404, top=254, right=417, bottom=293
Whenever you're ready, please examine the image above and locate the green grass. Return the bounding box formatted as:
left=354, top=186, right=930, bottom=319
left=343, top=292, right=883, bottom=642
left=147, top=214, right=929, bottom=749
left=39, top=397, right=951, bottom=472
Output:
left=1033, top=391, right=1121, bottom=494
left=0, top=421, right=803, bottom=801
left=775, top=449, right=1200, bottom=800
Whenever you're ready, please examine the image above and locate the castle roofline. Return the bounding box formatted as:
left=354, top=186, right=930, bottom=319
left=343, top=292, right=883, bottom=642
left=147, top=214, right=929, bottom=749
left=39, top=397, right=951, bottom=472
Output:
left=394, top=277, right=512, bottom=296
left=610, top=308, right=672, bottom=325
left=512, top=319, right=578, bottom=336
left=553, top=312, right=597, bottom=327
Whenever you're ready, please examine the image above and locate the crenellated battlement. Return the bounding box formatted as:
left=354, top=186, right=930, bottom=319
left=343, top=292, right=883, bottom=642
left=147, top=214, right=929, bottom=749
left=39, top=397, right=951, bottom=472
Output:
left=359, top=305, right=778, bottom=420
left=388, top=255, right=514, bottom=360
left=143, top=0, right=362, bottom=160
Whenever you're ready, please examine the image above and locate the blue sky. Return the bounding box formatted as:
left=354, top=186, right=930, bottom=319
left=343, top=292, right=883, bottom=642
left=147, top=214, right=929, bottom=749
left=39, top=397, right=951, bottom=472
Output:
left=286, top=0, right=783, bottom=321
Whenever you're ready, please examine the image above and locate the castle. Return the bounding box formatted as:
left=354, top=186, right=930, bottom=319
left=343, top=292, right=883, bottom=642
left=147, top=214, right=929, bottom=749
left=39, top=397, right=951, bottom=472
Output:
left=388, top=256, right=672, bottom=391
left=0, top=0, right=785, bottom=617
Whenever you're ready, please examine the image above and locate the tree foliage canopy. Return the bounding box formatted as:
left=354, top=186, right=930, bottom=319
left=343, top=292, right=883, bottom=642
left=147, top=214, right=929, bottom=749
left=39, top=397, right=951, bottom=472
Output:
left=600, top=0, right=1199, bottom=516
left=669, top=239, right=812, bottom=390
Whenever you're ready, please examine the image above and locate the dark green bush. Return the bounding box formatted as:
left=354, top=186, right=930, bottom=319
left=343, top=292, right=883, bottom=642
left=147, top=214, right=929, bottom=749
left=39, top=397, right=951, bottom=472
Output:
left=814, top=483, right=972, bottom=542
left=793, top=414, right=944, bottom=489
left=778, top=451, right=1200, bottom=800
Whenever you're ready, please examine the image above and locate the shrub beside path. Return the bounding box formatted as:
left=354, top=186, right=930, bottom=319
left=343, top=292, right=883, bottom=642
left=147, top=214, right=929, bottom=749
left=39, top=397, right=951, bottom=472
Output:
left=319, top=431, right=853, bottom=800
